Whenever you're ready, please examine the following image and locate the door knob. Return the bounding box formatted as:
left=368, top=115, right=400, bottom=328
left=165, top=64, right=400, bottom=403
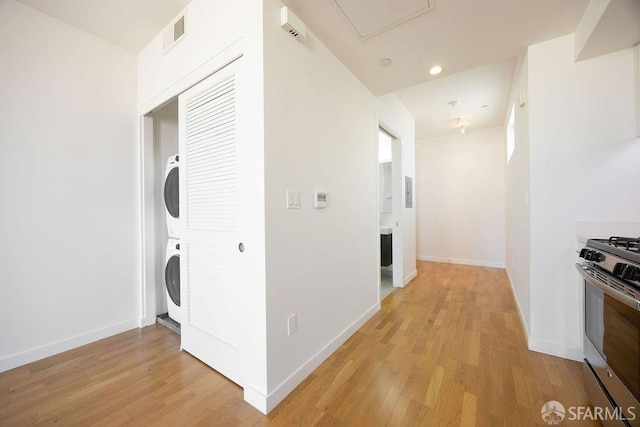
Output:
left=238, top=242, right=245, bottom=253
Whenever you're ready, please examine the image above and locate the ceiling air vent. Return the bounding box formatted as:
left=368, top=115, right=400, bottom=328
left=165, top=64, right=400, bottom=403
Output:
left=163, top=13, right=186, bottom=54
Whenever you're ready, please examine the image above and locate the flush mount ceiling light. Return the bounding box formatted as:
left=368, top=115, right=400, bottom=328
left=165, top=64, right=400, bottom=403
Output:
left=429, top=65, right=443, bottom=75
left=379, top=58, right=392, bottom=67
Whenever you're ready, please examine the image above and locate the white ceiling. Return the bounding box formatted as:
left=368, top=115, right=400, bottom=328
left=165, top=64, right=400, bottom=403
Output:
left=283, top=0, right=588, bottom=96
left=395, top=57, right=516, bottom=139
left=16, top=0, right=590, bottom=139
left=15, top=0, right=191, bottom=53
left=283, top=0, right=589, bottom=138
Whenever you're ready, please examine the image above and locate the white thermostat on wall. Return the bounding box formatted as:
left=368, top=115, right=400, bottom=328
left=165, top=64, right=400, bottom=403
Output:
left=314, top=191, right=327, bottom=209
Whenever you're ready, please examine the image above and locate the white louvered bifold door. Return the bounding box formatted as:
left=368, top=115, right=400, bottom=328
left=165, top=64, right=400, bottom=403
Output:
left=178, top=60, right=243, bottom=386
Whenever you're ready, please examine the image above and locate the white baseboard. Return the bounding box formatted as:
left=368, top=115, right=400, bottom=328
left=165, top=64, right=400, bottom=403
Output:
left=0, top=319, right=140, bottom=373
left=243, top=385, right=268, bottom=414
left=528, top=337, right=583, bottom=362
left=417, top=255, right=505, bottom=269
left=505, top=268, right=530, bottom=341
left=404, top=270, right=417, bottom=286
left=245, top=301, right=381, bottom=414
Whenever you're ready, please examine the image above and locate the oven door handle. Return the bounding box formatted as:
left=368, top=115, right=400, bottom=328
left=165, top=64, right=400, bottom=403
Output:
left=576, top=263, right=640, bottom=310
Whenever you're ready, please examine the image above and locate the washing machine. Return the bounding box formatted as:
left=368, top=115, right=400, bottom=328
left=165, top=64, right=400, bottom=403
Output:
left=165, top=238, right=181, bottom=324
left=164, top=154, right=180, bottom=238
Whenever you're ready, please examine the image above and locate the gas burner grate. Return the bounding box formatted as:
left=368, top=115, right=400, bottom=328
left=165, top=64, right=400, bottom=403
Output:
left=607, top=237, right=640, bottom=252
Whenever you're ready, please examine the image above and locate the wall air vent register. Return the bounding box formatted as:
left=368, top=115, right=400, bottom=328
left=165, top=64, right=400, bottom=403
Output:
left=163, top=13, right=186, bottom=53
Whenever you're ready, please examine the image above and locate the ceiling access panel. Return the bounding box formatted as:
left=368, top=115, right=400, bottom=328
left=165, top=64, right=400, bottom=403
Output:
left=332, top=0, right=436, bottom=40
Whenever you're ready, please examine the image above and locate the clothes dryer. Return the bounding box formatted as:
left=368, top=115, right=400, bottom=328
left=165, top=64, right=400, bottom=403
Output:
left=165, top=238, right=181, bottom=324
left=164, top=154, right=180, bottom=238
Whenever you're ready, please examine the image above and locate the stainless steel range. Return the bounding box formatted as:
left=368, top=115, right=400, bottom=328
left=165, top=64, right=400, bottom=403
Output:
left=577, top=237, right=640, bottom=426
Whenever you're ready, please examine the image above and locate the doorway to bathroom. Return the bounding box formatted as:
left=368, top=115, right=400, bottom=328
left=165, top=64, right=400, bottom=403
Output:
left=378, top=126, right=403, bottom=301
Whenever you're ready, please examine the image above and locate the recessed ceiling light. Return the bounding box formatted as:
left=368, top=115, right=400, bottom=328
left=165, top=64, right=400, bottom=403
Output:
left=481, top=104, right=489, bottom=109
left=447, top=100, right=460, bottom=107
left=379, top=58, right=392, bottom=67
left=429, top=65, right=442, bottom=75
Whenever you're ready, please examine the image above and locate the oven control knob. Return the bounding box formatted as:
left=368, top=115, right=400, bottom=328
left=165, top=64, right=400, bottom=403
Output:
left=584, top=250, right=603, bottom=261
left=622, top=265, right=640, bottom=281
left=579, top=248, right=589, bottom=259
left=613, top=263, right=627, bottom=277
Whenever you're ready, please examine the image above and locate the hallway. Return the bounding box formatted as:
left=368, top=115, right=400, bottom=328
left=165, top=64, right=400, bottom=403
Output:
left=0, top=262, right=595, bottom=425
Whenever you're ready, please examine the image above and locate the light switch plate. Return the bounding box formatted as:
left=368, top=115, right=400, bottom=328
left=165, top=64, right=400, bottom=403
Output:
left=286, top=190, right=300, bottom=209
left=287, top=313, right=297, bottom=336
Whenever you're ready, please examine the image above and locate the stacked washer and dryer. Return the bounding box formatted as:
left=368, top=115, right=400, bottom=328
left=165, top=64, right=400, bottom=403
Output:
left=164, top=155, right=181, bottom=324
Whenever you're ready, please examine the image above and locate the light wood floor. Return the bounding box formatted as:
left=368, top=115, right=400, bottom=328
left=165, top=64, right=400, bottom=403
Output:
left=1, top=262, right=597, bottom=426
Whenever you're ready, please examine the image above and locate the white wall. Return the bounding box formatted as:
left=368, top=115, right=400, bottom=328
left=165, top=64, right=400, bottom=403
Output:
left=138, top=0, right=263, bottom=114
left=505, top=54, right=532, bottom=337
left=526, top=34, right=640, bottom=360
left=0, top=1, right=139, bottom=371
left=416, top=127, right=506, bottom=268
left=377, top=94, right=417, bottom=285
left=262, top=0, right=381, bottom=411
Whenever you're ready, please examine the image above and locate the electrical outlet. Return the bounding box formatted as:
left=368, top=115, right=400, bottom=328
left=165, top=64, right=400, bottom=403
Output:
left=287, top=313, right=297, bottom=336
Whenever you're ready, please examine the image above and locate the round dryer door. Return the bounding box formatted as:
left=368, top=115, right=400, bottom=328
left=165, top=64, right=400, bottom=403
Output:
left=164, top=167, right=179, bottom=218
left=165, top=254, right=180, bottom=307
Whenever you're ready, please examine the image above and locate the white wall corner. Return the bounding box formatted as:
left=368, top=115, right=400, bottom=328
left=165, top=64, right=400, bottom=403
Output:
left=403, top=270, right=418, bottom=287
left=505, top=271, right=583, bottom=364
left=574, top=0, right=610, bottom=61
left=505, top=268, right=530, bottom=342
left=243, top=386, right=269, bottom=415
left=575, top=0, right=640, bottom=62
left=504, top=53, right=527, bottom=124
left=256, top=302, right=380, bottom=414
left=0, top=319, right=140, bottom=374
